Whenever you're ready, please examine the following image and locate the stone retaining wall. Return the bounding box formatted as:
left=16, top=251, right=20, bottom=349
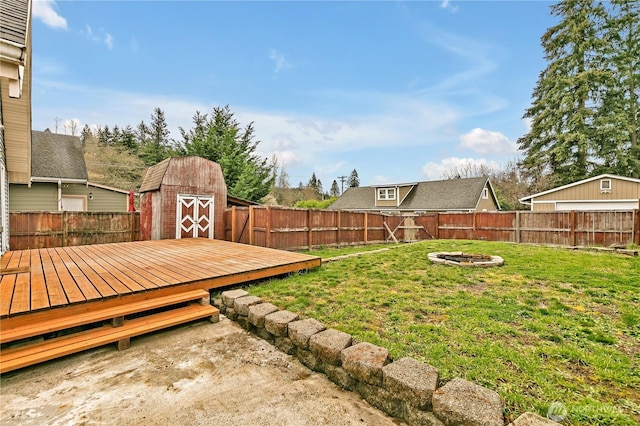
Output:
left=214, top=289, right=558, bottom=426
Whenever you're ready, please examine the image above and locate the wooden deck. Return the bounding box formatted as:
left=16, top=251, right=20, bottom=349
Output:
left=0, top=238, right=320, bottom=322
left=0, top=239, right=320, bottom=373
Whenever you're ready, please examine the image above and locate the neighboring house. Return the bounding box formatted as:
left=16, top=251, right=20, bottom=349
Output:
left=328, top=177, right=500, bottom=214
left=519, top=174, right=640, bottom=211
left=9, top=130, right=131, bottom=212
left=0, top=0, right=32, bottom=254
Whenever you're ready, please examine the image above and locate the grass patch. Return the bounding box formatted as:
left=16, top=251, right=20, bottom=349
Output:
left=249, top=240, right=640, bottom=425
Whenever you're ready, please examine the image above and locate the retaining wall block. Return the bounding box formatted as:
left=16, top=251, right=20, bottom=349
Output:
left=255, top=327, right=274, bottom=344
left=274, top=337, right=296, bottom=355
left=324, top=364, right=356, bottom=390
left=405, top=404, right=445, bottom=426
left=383, top=357, right=439, bottom=411
left=341, top=342, right=391, bottom=386
left=248, top=303, right=279, bottom=328
left=225, top=307, right=238, bottom=321
left=234, top=296, right=263, bottom=316
left=357, top=381, right=405, bottom=419
left=309, top=329, right=353, bottom=366
left=236, top=315, right=253, bottom=331
left=297, top=348, right=324, bottom=372
left=432, top=378, right=504, bottom=426
left=212, top=298, right=223, bottom=309
left=508, top=412, right=559, bottom=426
left=265, top=310, right=300, bottom=337
left=288, top=318, right=326, bottom=349
left=221, top=289, right=249, bottom=307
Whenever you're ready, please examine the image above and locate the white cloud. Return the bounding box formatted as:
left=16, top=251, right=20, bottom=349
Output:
left=371, top=175, right=394, bottom=185
left=421, top=157, right=499, bottom=180
left=33, top=0, right=67, bottom=30
left=522, top=117, right=532, bottom=132
left=80, top=25, right=113, bottom=49
left=459, top=128, right=516, bottom=155
left=269, top=49, right=292, bottom=74
left=130, top=38, right=139, bottom=53
left=105, top=34, right=114, bottom=50
left=440, top=0, right=459, bottom=13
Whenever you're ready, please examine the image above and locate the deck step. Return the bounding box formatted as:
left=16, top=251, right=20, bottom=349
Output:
left=0, top=303, right=218, bottom=374
left=0, top=289, right=211, bottom=344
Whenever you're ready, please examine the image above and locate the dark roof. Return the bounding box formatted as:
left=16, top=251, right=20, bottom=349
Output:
left=31, top=130, right=88, bottom=180
left=0, top=0, right=30, bottom=46
left=227, top=195, right=260, bottom=207
left=328, top=177, right=493, bottom=211
left=139, top=158, right=171, bottom=192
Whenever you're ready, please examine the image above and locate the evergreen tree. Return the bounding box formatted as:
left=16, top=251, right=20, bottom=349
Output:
left=594, top=0, right=640, bottom=177
left=347, top=169, right=360, bottom=188
left=518, top=0, right=608, bottom=185
left=180, top=105, right=273, bottom=201
left=307, top=173, right=319, bottom=191
left=140, top=107, right=172, bottom=165
left=330, top=180, right=340, bottom=196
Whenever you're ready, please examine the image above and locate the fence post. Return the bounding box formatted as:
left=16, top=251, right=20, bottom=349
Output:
left=130, top=213, right=135, bottom=242
left=634, top=209, right=640, bottom=246
left=434, top=213, right=439, bottom=239
left=307, top=209, right=313, bottom=251
left=62, top=211, right=68, bottom=247
left=265, top=206, right=271, bottom=248
left=249, top=206, right=255, bottom=246
left=515, top=211, right=521, bottom=244
left=336, top=210, right=341, bottom=248
left=570, top=210, right=577, bottom=246
left=231, top=206, right=237, bottom=243
left=363, top=212, right=368, bottom=244
left=472, top=212, right=477, bottom=240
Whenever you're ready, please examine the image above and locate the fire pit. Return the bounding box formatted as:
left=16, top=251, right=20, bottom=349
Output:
left=428, top=252, right=504, bottom=267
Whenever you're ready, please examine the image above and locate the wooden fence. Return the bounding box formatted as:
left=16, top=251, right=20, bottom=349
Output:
left=224, top=206, right=640, bottom=249
left=9, top=212, right=140, bottom=250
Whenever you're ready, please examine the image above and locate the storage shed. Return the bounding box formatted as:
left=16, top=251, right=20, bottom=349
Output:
left=139, top=157, right=227, bottom=241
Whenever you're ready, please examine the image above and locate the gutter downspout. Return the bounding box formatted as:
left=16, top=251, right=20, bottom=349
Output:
left=58, top=180, right=62, bottom=211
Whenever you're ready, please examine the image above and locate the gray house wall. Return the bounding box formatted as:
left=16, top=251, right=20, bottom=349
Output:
left=9, top=183, right=128, bottom=212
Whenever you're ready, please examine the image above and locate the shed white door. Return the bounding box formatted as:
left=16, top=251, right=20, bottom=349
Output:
left=176, top=194, right=214, bottom=239
left=61, top=196, right=86, bottom=211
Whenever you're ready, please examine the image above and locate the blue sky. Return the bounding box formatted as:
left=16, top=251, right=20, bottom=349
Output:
left=31, top=0, right=557, bottom=189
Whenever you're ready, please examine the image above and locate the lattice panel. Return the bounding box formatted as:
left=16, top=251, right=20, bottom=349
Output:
left=176, top=195, right=214, bottom=239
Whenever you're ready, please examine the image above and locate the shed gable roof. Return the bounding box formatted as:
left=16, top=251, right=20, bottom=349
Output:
left=139, top=158, right=171, bottom=192
left=329, top=177, right=494, bottom=211
left=31, top=130, right=88, bottom=180
left=519, top=174, right=640, bottom=202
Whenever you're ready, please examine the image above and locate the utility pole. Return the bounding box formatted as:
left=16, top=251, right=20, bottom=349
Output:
left=337, top=175, right=347, bottom=194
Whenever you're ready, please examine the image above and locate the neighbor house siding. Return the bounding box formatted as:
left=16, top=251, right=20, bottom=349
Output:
left=398, top=186, right=413, bottom=201
left=535, top=178, right=640, bottom=202
left=0, top=116, right=8, bottom=253
left=1, top=24, right=31, bottom=185
left=63, top=183, right=128, bottom=212
left=476, top=196, right=497, bottom=212
left=9, top=183, right=57, bottom=211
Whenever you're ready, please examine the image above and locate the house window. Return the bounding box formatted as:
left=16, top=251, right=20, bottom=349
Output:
left=377, top=188, right=396, bottom=200
left=600, top=179, right=611, bottom=192
left=482, top=188, right=489, bottom=199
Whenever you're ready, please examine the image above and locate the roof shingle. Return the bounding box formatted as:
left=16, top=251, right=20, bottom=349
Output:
left=31, top=130, right=88, bottom=180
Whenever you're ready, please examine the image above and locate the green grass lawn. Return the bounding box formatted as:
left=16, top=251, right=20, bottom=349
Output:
left=247, top=240, right=640, bottom=425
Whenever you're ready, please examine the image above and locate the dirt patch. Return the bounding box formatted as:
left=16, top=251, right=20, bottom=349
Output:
left=1, top=318, right=399, bottom=426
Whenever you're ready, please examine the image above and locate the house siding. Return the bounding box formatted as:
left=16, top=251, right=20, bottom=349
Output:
left=476, top=196, right=498, bottom=212
left=398, top=186, right=413, bottom=201
left=9, top=183, right=57, bottom=211
left=0, top=112, right=8, bottom=253
left=63, top=183, right=128, bottom=212
left=535, top=178, right=640, bottom=202
left=1, top=23, right=31, bottom=185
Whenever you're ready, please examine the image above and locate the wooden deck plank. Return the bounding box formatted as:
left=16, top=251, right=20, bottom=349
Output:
left=0, top=274, right=17, bottom=317
left=30, top=250, right=50, bottom=311
left=9, top=273, right=31, bottom=315
left=1, top=251, right=16, bottom=270
left=47, top=249, right=88, bottom=304
left=40, top=249, right=68, bottom=307
left=82, top=244, right=175, bottom=287
left=76, top=245, right=156, bottom=292
left=59, top=247, right=117, bottom=300
left=66, top=246, right=136, bottom=296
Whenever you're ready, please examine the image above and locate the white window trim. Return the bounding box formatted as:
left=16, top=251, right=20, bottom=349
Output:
left=482, top=188, right=489, bottom=199
left=600, top=179, right=611, bottom=192
left=377, top=188, right=396, bottom=201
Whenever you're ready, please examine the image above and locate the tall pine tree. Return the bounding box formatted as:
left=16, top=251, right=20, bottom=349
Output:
left=518, top=0, right=607, bottom=185
left=180, top=106, right=273, bottom=201
left=347, top=169, right=360, bottom=188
